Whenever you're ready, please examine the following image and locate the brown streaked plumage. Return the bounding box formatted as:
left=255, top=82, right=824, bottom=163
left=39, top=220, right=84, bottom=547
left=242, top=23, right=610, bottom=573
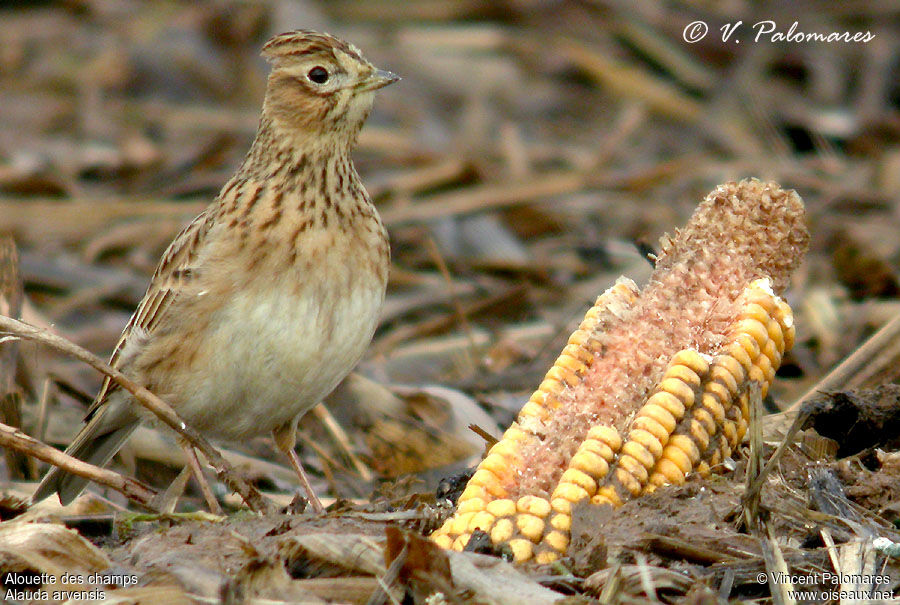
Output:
left=34, top=30, right=398, bottom=510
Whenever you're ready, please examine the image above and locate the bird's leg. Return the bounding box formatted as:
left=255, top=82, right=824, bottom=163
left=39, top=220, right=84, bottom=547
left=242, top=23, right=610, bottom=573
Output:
left=179, top=438, right=221, bottom=514
left=273, top=420, right=325, bottom=513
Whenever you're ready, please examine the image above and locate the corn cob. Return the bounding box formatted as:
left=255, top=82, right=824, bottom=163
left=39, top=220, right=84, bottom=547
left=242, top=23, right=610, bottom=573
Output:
left=431, top=179, right=809, bottom=562
left=432, top=277, right=640, bottom=557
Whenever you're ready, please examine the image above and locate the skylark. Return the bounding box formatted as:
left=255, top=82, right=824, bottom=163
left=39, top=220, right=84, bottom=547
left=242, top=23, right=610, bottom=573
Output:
left=34, top=30, right=397, bottom=511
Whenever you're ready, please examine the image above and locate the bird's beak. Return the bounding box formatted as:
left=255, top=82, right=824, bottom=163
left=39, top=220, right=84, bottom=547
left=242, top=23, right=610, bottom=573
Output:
left=361, top=69, right=400, bottom=91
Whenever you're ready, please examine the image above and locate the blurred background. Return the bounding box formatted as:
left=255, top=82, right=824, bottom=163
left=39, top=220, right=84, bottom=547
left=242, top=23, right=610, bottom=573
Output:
left=1, top=0, right=898, bottom=504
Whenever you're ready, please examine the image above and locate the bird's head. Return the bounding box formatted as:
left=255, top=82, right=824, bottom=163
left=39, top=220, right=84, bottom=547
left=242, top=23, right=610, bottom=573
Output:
left=261, top=30, right=398, bottom=146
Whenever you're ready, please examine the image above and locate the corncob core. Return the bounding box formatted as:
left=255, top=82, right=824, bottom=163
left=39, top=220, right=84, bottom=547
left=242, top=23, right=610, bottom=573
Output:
left=431, top=179, right=809, bottom=562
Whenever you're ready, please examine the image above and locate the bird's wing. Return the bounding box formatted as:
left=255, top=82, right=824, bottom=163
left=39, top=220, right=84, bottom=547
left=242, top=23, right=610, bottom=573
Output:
left=85, top=203, right=220, bottom=420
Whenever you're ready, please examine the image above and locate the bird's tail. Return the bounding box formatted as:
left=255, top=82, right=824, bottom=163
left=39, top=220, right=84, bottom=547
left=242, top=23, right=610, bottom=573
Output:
left=33, top=406, right=139, bottom=505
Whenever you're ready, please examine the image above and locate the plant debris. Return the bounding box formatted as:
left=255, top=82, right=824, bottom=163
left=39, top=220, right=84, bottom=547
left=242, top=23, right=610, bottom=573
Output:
left=1, top=1, right=899, bottom=603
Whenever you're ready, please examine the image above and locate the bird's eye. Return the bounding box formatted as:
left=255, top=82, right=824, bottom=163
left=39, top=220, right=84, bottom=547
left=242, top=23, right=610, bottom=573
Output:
left=307, top=66, right=329, bottom=84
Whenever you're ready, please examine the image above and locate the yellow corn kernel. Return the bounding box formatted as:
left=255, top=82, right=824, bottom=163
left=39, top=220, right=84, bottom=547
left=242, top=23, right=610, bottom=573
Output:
left=586, top=425, right=623, bottom=451
left=709, top=365, right=738, bottom=396
left=753, top=359, right=775, bottom=394
left=761, top=366, right=776, bottom=397
left=592, top=485, right=622, bottom=506
left=570, top=449, right=610, bottom=481
left=734, top=331, right=762, bottom=361
left=661, top=442, right=693, bottom=474
left=701, top=392, right=726, bottom=423
left=736, top=415, right=749, bottom=442
left=551, top=498, right=571, bottom=515
left=564, top=342, right=594, bottom=366
left=722, top=420, right=737, bottom=446
left=747, top=363, right=764, bottom=386
left=621, top=440, right=656, bottom=470
left=550, top=513, right=571, bottom=531
left=459, top=483, right=488, bottom=504
left=747, top=277, right=775, bottom=296
left=580, top=438, right=617, bottom=462
left=490, top=518, right=514, bottom=544
left=567, top=329, right=589, bottom=348
left=558, top=348, right=589, bottom=373
left=670, top=349, right=710, bottom=376
left=516, top=514, right=545, bottom=542
left=771, top=294, right=791, bottom=318
left=723, top=352, right=748, bottom=382
left=559, top=342, right=583, bottom=358
left=433, top=534, right=453, bottom=549
left=648, top=472, right=667, bottom=489
left=766, top=318, right=784, bottom=352
left=469, top=469, right=508, bottom=498
left=736, top=318, right=769, bottom=348
left=508, top=538, right=534, bottom=562
left=720, top=441, right=733, bottom=459
left=486, top=498, right=516, bottom=518
left=779, top=305, right=795, bottom=349
left=545, top=364, right=577, bottom=388
left=783, top=323, right=795, bottom=351
left=457, top=498, right=487, bottom=514
left=517, top=495, right=552, bottom=517
left=615, top=462, right=646, bottom=495
left=535, top=550, right=559, bottom=564
left=665, top=364, right=702, bottom=390
left=742, top=303, right=770, bottom=324
left=449, top=512, right=476, bottom=536
left=692, top=407, right=716, bottom=436
left=652, top=458, right=687, bottom=485
left=761, top=339, right=781, bottom=369
left=658, top=378, right=696, bottom=408
left=584, top=303, right=603, bottom=321
left=559, top=467, right=598, bottom=495
left=645, top=391, right=686, bottom=420
left=485, top=442, right=515, bottom=465
left=485, top=483, right=509, bottom=499
left=727, top=396, right=743, bottom=417
left=537, top=377, right=563, bottom=397
left=452, top=534, right=470, bottom=551
left=781, top=324, right=794, bottom=350
left=668, top=434, right=700, bottom=465
left=687, top=419, right=710, bottom=451
left=543, top=392, right=561, bottom=410
left=629, top=428, right=664, bottom=458
left=544, top=531, right=570, bottom=553
left=481, top=454, right=512, bottom=479
left=633, top=411, right=675, bottom=439
left=501, top=425, right=527, bottom=443
left=560, top=367, right=580, bottom=388
left=518, top=401, right=549, bottom=421
left=551, top=482, right=589, bottom=508
left=470, top=468, right=500, bottom=489
left=704, top=381, right=732, bottom=409
left=468, top=511, right=496, bottom=533
left=739, top=393, right=750, bottom=419
left=727, top=339, right=754, bottom=371
left=751, top=285, right=777, bottom=304
left=715, top=355, right=745, bottom=389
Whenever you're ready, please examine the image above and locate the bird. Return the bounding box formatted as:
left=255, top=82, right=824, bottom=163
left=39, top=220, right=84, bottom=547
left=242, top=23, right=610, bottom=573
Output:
left=33, top=30, right=397, bottom=512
